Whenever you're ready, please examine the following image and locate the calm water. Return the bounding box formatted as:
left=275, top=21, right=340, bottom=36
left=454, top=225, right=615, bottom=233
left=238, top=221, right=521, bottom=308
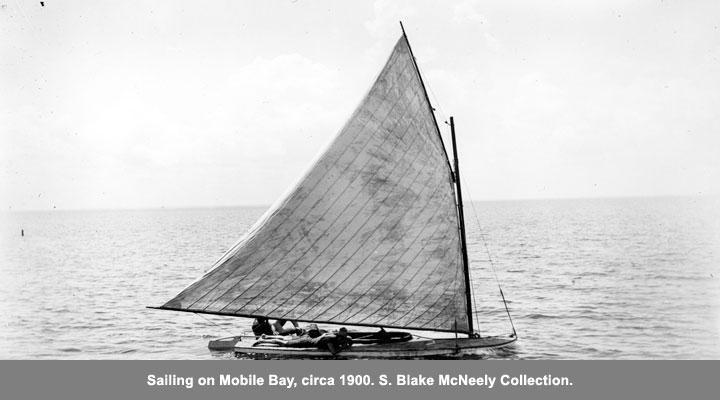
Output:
left=1, top=197, right=719, bottom=359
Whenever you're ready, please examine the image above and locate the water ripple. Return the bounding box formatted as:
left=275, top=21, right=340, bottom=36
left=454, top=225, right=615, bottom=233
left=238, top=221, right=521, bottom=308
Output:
left=1, top=198, right=718, bottom=359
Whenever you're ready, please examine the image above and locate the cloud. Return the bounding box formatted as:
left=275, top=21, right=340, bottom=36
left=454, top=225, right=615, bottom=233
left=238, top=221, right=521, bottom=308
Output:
left=1, top=47, right=346, bottom=209
left=483, top=32, right=503, bottom=52
left=452, top=0, right=485, bottom=25
left=3, top=1, right=720, bottom=209
left=364, top=0, right=419, bottom=38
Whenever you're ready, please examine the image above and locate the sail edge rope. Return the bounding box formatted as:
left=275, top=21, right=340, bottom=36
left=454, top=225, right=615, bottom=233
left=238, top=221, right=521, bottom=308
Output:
left=461, top=177, right=518, bottom=338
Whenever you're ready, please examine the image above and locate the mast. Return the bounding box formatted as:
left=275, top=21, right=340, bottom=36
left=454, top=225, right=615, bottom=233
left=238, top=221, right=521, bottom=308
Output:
left=154, top=26, right=475, bottom=335
left=400, top=22, right=473, bottom=335
left=450, top=116, right=474, bottom=336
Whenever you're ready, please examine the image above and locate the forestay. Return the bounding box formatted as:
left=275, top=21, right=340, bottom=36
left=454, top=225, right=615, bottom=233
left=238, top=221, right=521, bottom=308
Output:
left=160, top=35, right=470, bottom=333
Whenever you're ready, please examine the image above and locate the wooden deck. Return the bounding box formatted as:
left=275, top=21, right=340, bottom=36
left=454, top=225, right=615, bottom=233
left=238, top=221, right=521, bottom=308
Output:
left=232, top=335, right=516, bottom=358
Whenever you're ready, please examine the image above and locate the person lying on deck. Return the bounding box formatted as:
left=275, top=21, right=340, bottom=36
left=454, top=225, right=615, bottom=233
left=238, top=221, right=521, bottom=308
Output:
left=252, top=318, right=301, bottom=337
left=253, top=327, right=352, bottom=355
left=258, top=323, right=325, bottom=341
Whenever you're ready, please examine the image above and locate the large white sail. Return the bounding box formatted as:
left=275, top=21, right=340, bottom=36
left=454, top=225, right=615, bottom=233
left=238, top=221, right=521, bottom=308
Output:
left=160, top=35, right=469, bottom=333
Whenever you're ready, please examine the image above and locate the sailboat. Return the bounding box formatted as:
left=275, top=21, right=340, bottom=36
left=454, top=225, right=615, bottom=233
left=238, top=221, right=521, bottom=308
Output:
left=150, top=24, right=517, bottom=358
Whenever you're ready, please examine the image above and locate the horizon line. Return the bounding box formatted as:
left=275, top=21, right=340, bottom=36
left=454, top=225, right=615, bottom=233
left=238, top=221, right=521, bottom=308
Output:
left=2, top=193, right=716, bottom=213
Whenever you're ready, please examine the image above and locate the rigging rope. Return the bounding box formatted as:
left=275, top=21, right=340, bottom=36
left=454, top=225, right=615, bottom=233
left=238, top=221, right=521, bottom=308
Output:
left=412, top=52, right=516, bottom=338
left=461, top=177, right=518, bottom=338
left=415, top=57, right=450, bottom=122
left=193, top=312, right=238, bottom=337
left=466, top=246, right=482, bottom=337
left=419, top=56, right=485, bottom=338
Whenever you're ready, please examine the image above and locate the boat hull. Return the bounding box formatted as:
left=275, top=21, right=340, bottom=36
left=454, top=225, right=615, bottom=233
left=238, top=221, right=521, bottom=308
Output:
left=233, top=335, right=516, bottom=358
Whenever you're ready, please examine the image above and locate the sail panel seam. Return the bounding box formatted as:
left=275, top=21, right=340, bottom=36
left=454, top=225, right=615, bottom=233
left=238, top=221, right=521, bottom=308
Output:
left=215, top=103, right=430, bottom=314
left=197, top=80, right=422, bottom=311
left=288, top=173, right=449, bottom=320
left=179, top=48, right=415, bottom=309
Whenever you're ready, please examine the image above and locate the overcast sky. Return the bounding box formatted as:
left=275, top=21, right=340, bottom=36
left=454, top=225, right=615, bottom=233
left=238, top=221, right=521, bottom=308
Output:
left=1, top=0, right=719, bottom=210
